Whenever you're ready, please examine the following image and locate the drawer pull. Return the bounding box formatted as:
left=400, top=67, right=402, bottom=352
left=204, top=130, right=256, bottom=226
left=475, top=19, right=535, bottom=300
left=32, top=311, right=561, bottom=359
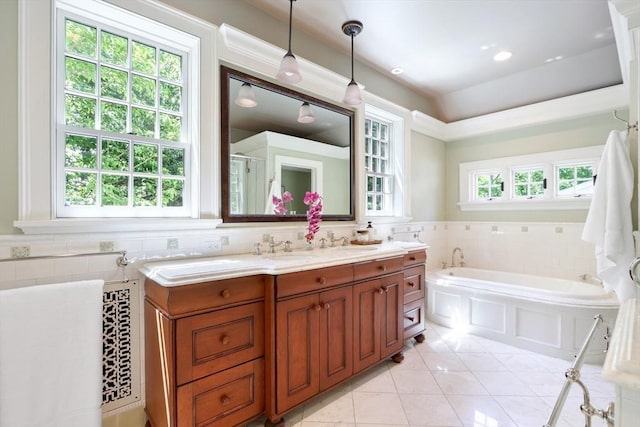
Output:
left=220, top=289, right=231, bottom=299
left=409, top=256, right=416, bottom=261
left=378, top=287, right=389, bottom=294
left=323, top=302, right=330, bottom=310
left=378, top=265, right=387, bottom=272
left=221, top=394, right=231, bottom=406
left=312, top=304, right=322, bottom=312
left=317, top=277, right=327, bottom=285
left=408, top=281, right=416, bottom=288
left=405, top=315, right=415, bottom=322
left=221, top=335, right=231, bottom=345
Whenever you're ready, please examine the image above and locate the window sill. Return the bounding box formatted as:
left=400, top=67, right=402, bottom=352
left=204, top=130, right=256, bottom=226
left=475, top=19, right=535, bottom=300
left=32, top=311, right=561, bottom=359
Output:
left=14, top=218, right=223, bottom=235
left=458, top=198, right=591, bottom=211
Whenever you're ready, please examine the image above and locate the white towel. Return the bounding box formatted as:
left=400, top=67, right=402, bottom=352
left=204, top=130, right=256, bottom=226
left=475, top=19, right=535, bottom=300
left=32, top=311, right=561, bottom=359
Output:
left=264, top=179, right=282, bottom=214
left=582, top=130, right=636, bottom=302
left=0, top=280, right=104, bottom=427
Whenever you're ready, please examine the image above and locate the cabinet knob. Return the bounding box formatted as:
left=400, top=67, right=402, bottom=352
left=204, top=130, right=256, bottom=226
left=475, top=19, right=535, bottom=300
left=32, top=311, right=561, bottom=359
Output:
left=221, top=394, right=231, bottom=406
left=405, top=315, right=415, bottom=322
left=323, top=302, right=330, bottom=310
left=221, top=335, right=231, bottom=345
left=409, top=256, right=416, bottom=261
left=382, top=286, right=388, bottom=293
left=317, top=277, right=327, bottom=285
left=408, top=281, right=416, bottom=288
left=312, top=304, right=322, bottom=312
left=378, top=265, right=387, bottom=272
left=220, top=289, right=231, bottom=299
left=377, top=288, right=384, bottom=295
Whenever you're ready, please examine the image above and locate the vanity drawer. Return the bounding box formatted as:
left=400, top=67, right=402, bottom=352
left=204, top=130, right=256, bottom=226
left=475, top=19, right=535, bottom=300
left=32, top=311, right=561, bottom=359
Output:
left=353, top=256, right=404, bottom=281
left=276, top=264, right=354, bottom=299
left=176, top=302, right=264, bottom=385
left=176, top=358, right=264, bottom=427
left=403, top=265, right=425, bottom=304
left=403, top=250, right=426, bottom=267
left=403, top=298, right=425, bottom=340
left=145, top=275, right=265, bottom=316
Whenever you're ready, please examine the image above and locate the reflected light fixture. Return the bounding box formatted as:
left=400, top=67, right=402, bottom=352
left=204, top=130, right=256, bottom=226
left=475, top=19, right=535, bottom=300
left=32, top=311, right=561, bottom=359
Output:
left=276, top=0, right=302, bottom=83
left=342, top=20, right=363, bottom=105
left=297, top=102, right=315, bottom=123
left=235, top=82, right=257, bottom=107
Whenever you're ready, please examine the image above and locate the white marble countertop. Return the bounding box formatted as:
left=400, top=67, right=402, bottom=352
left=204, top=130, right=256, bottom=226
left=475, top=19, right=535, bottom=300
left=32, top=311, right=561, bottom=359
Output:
left=603, top=298, right=640, bottom=390
left=139, top=241, right=428, bottom=287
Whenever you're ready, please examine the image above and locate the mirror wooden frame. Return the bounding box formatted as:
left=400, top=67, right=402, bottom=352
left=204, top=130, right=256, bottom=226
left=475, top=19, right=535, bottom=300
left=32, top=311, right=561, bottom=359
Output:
left=220, top=66, right=356, bottom=223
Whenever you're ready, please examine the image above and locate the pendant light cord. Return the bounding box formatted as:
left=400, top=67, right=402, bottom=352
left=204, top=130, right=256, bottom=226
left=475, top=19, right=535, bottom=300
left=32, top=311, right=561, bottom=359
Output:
left=287, top=0, right=294, bottom=54
left=350, top=33, right=355, bottom=83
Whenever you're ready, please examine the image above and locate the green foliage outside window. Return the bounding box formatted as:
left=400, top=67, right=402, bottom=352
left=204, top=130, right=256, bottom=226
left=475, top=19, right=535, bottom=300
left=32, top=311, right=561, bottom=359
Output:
left=62, top=19, right=186, bottom=210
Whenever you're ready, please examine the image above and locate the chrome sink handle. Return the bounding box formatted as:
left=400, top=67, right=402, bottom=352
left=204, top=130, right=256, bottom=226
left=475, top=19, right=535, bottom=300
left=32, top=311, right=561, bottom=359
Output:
left=628, top=256, right=640, bottom=285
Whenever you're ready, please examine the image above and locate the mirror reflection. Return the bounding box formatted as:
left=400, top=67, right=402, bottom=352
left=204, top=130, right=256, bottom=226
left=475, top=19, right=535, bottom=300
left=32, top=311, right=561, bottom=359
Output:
left=221, top=66, right=355, bottom=222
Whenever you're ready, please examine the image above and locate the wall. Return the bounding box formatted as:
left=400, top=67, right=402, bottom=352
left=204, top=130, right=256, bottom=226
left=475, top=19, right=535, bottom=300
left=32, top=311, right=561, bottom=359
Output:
left=410, top=130, right=446, bottom=221
left=0, top=0, right=19, bottom=235
left=445, top=111, right=630, bottom=223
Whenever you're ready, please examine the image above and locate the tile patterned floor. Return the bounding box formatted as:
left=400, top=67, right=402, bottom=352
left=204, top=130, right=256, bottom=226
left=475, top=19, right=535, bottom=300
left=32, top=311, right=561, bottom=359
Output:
left=250, top=321, right=615, bottom=427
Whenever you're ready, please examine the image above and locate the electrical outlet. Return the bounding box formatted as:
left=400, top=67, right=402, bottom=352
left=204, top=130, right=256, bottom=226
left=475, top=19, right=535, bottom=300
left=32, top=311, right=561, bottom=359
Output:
left=99, top=241, right=114, bottom=252
left=11, top=246, right=30, bottom=258
left=220, top=236, right=229, bottom=245
left=167, top=238, right=179, bottom=249
left=205, top=240, right=222, bottom=251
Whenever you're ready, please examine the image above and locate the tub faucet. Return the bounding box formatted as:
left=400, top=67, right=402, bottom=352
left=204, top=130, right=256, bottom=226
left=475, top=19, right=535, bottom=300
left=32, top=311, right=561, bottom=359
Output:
left=451, top=247, right=465, bottom=267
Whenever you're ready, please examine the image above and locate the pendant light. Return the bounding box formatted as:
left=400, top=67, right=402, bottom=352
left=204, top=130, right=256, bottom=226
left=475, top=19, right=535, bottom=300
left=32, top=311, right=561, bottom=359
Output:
left=276, top=0, right=302, bottom=84
left=235, top=82, right=257, bottom=107
left=342, top=20, right=363, bottom=105
left=297, top=102, right=315, bottom=123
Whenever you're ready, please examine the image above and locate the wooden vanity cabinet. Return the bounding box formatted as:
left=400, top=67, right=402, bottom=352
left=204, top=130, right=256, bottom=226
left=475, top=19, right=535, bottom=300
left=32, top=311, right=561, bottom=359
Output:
left=273, top=265, right=354, bottom=415
left=402, top=249, right=427, bottom=342
left=144, top=275, right=267, bottom=427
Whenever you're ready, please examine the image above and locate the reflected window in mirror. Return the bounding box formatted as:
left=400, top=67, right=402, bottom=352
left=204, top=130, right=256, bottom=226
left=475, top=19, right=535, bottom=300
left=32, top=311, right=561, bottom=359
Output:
left=221, top=66, right=355, bottom=223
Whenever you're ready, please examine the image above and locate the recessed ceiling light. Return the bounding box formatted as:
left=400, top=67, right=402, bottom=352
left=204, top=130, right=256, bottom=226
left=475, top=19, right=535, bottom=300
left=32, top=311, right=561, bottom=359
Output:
left=493, top=50, right=512, bottom=61
left=391, top=67, right=404, bottom=75
left=554, top=55, right=563, bottom=60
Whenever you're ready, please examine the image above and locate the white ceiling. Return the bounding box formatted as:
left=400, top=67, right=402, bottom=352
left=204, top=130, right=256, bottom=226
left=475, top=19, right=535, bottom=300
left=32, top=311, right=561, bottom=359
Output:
left=245, top=0, right=623, bottom=122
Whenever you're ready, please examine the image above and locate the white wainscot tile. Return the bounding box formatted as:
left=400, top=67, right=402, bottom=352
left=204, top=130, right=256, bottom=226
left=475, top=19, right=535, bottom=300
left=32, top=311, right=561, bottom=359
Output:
left=54, top=256, right=89, bottom=276
left=15, top=259, right=54, bottom=280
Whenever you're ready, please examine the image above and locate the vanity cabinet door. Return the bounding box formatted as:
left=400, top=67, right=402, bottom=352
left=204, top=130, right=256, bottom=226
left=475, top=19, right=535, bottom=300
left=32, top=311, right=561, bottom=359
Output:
left=319, top=286, right=353, bottom=391
left=275, top=293, right=320, bottom=414
left=353, top=273, right=404, bottom=373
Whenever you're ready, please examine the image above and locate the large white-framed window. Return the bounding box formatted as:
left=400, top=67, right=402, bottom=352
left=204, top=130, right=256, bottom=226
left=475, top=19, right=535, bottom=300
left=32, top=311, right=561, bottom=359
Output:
left=56, top=12, right=191, bottom=217
left=364, top=105, right=406, bottom=218
left=458, top=145, right=603, bottom=211
left=17, top=0, right=217, bottom=233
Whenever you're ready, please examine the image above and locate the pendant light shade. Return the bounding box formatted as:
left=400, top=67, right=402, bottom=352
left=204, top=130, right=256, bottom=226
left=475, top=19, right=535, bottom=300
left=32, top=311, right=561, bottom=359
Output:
left=341, top=20, right=363, bottom=105
left=235, top=82, right=257, bottom=107
left=297, top=102, right=315, bottom=123
left=276, top=0, right=301, bottom=84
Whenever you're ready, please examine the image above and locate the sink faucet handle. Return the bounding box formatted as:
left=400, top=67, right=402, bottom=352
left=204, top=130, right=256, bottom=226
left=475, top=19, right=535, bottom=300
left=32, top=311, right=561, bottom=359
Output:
left=341, top=236, right=349, bottom=246
left=319, top=237, right=327, bottom=248
left=284, top=240, right=293, bottom=252
left=253, top=242, right=262, bottom=255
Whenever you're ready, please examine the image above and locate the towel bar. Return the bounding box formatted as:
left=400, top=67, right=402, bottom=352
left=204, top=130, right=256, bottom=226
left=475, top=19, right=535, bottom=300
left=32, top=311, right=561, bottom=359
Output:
left=0, top=250, right=129, bottom=269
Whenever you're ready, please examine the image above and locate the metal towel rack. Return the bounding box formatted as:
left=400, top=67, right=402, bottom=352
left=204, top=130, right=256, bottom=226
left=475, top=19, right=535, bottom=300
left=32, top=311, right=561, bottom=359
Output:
left=0, top=250, right=130, bottom=281
left=543, top=315, right=614, bottom=427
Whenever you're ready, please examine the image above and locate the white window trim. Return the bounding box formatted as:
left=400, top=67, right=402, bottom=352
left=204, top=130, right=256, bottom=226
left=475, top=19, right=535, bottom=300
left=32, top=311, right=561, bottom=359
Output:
left=363, top=104, right=407, bottom=220
left=16, top=0, right=219, bottom=234
left=458, top=145, right=603, bottom=211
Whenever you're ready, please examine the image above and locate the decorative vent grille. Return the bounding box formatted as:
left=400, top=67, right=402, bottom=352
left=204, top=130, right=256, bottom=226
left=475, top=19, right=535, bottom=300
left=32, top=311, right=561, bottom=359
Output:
left=102, top=280, right=141, bottom=415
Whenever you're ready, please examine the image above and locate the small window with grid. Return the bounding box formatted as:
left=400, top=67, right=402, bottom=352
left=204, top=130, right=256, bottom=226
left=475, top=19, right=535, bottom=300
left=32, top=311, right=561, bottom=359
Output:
left=365, top=117, right=393, bottom=214
left=513, top=168, right=545, bottom=199
left=58, top=17, right=189, bottom=216
left=556, top=163, right=594, bottom=198
left=474, top=172, right=503, bottom=200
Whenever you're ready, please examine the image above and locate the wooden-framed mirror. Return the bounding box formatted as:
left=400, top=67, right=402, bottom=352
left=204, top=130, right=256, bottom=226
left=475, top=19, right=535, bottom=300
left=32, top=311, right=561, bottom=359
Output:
left=221, top=66, right=355, bottom=222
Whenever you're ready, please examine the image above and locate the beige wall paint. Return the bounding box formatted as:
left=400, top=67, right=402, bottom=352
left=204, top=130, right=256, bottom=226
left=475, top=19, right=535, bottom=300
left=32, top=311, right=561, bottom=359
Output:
left=0, top=0, right=20, bottom=234
left=410, top=131, right=446, bottom=221
left=444, top=111, right=632, bottom=223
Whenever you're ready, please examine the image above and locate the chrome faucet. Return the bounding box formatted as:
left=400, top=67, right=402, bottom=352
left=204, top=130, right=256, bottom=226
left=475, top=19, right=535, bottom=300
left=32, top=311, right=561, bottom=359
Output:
left=327, top=232, right=349, bottom=247
left=451, top=247, right=465, bottom=267
left=268, top=236, right=284, bottom=254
